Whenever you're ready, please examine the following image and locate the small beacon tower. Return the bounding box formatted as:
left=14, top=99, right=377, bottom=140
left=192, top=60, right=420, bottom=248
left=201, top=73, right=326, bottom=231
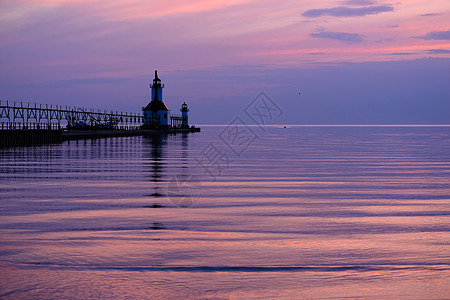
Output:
left=181, top=102, right=189, bottom=128
left=142, top=70, right=170, bottom=129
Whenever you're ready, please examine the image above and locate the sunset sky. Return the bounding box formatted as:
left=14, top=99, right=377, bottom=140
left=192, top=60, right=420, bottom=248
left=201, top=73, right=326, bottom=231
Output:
left=1, top=0, right=449, bottom=124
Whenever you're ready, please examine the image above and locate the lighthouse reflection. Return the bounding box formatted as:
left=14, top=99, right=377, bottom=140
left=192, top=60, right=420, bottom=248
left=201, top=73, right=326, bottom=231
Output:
left=142, top=133, right=191, bottom=202
left=143, top=134, right=168, bottom=198
left=181, top=133, right=188, bottom=171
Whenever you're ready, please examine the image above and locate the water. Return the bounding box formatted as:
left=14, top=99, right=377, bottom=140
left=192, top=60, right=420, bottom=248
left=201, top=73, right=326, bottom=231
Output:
left=1, top=126, right=449, bottom=299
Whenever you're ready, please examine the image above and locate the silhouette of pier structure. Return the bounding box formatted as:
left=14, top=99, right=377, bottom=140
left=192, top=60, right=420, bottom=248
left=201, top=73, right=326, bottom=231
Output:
left=0, top=100, right=142, bottom=131
left=0, top=100, right=199, bottom=148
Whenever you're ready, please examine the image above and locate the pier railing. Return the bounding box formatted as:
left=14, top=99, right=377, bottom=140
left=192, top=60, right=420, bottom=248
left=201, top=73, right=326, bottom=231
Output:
left=0, top=100, right=143, bottom=130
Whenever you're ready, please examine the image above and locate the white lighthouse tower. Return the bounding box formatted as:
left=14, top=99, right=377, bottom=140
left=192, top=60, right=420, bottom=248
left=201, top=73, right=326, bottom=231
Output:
left=181, top=102, right=189, bottom=128
left=142, top=70, right=170, bottom=129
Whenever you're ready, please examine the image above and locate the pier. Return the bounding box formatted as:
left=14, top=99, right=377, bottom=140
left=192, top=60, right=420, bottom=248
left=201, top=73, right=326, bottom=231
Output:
left=0, top=100, right=143, bottom=130
left=0, top=100, right=199, bottom=148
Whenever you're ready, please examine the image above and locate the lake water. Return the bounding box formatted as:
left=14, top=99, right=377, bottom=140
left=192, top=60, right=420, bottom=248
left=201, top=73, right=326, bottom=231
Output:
left=1, top=125, right=449, bottom=299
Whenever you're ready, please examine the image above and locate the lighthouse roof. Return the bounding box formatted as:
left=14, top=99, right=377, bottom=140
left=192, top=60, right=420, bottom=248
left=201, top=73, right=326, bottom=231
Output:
left=143, top=100, right=170, bottom=112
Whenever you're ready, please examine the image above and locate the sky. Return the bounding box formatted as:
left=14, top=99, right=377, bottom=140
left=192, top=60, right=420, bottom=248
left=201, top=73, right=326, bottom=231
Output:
left=1, top=0, right=449, bottom=124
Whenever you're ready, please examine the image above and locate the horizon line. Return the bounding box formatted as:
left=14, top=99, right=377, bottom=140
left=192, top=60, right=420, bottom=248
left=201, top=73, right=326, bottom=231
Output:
left=196, top=124, right=450, bottom=127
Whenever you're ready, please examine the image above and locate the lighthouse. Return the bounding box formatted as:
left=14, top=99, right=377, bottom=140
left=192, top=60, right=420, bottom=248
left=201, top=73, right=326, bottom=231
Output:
left=142, top=70, right=170, bottom=129
left=181, top=102, right=189, bottom=128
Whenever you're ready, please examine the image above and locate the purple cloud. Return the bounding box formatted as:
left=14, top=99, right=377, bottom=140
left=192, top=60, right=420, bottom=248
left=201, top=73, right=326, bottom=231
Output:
left=427, top=49, right=450, bottom=54
left=420, top=13, right=441, bottom=17
left=414, top=30, right=450, bottom=40
left=310, top=31, right=363, bottom=43
left=384, top=52, right=415, bottom=56
left=303, top=5, right=393, bottom=18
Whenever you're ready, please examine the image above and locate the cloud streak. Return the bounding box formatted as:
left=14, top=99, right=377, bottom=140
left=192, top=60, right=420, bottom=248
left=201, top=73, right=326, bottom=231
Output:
left=303, top=5, right=393, bottom=18
left=427, top=49, right=450, bottom=54
left=420, top=13, right=440, bottom=17
left=414, top=30, right=450, bottom=40
left=310, top=31, right=363, bottom=43
left=384, top=52, right=415, bottom=56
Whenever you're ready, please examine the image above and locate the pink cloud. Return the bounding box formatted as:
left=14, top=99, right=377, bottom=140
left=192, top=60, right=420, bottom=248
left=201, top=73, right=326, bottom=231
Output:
left=1, top=0, right=449, bottom=75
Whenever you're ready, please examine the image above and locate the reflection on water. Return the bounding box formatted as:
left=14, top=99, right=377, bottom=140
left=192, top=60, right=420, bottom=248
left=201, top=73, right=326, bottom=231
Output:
left=143, top=134, right=167, bottom=199
left=0, top=126, right=449, bottom=299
